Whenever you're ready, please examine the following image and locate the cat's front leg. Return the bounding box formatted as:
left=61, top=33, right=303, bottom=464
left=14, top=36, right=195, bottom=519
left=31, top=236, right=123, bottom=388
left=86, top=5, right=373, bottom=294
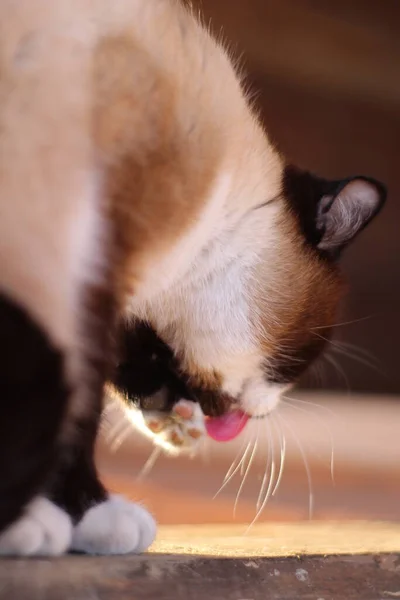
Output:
left=0, top=294, right=73, bottom=557
left=71, top=494, right=156, bottom=555
left=48, top=417, right=156, bottom=556
left=0, top=294, right=155, bottom=557
left=0, top=416, right=156, bottom=557
left=1, top=459, right=156, bottom=557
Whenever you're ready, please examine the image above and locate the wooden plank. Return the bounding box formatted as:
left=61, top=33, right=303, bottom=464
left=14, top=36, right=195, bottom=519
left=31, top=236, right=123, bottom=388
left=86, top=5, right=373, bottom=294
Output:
left=1, top=523, right=399, bottom=600
left=153, top=522, right=400, bottom=557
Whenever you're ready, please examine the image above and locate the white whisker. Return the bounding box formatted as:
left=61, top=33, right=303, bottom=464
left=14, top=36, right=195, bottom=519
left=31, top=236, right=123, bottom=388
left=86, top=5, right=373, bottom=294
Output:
left=104, top=413, right=133, bottom=450
left=246, top=420, right=279, bottom=532
left=331, top=345, right=385, bottom=376
left=136, top=446, right=162, bottom=482
left=213, top=438, right=252, bottom=499
left=307, top=358, right=327, bottom=387
left=311, top=314, right=374, bottom=331
left=278, top=411, right=314, bottom=519
left=282, top=397, right=335, bottom=485
left=271, top=415, right=286, bottom=497
left=256, top=419, right=272, bottom=511
left=324, top=353, right=351, bottom=393
left=104, top=418, right=127, bottom=443
left=233, top=427, right=259, bottom=517
left=109, top=422, right=133, bottom=452
left=282, top=394, right=337, bottom=418
left=315, top=332, right=385, bottom=377
left=102, top=399, right=119, bottom=418
left=224, top=435, right=249, bottom=483
left=246, top=462, right=276, bottom=533
left=335, top=340, right=380, bottom=363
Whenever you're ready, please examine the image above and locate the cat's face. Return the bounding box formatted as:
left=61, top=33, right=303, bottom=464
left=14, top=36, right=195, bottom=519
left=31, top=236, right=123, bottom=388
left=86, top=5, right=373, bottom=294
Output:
left=90, top=2, right=386, bottom=449
left=111, top=165, right=385, bottom=448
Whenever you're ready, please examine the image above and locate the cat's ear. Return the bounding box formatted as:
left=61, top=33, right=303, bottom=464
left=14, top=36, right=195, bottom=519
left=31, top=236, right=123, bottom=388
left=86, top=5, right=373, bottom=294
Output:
left=316, top=177, right=386, bottom=254
left=283, top=166, right=386, bottom=257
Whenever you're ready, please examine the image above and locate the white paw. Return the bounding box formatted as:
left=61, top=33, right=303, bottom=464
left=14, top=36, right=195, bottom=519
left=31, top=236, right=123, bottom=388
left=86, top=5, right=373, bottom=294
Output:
left=71, top=495, right=156, bottom=555
left=0, top=497, right=72, bottom=556
left=143, top=399, right=206, bottom=454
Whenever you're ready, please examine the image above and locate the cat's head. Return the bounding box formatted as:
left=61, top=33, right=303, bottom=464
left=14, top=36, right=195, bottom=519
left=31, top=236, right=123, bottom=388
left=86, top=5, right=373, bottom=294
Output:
left=98, top=3, right=386, bottom=446
left=112, top=164, right=385, bottom=444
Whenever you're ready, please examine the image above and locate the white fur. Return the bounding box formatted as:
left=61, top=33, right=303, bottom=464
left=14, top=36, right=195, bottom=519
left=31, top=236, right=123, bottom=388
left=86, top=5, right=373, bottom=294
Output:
left=0, top=497, right=72, bottom=556
left=0, top=2, right=97, bottom=352
left=130, top=166, right=287, bottom=418
left=71, top=495, right=156, bottom=555
left=60, top=174, right=111, bottom=443
left=125, top=398, right=206, bottom=455
left=241, top=379, right=288, bottom=417
left=69, top=173, right=107, bottom=295
left=0, top=4, right=108, bottom=441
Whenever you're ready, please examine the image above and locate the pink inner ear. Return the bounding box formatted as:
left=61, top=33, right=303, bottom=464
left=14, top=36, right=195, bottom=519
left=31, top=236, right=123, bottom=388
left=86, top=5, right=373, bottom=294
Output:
left=205, top=409, right=249, bottom=442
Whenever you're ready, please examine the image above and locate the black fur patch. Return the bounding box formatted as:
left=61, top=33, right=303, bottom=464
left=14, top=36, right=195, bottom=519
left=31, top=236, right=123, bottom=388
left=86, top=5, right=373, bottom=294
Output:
left=112, top=321, right=192, bottom=411
left=48, top=284, right=117, bottom=523
left=283, top=165, right=335, bottom=248
left=47, top=423, right=107, bottom=523
left=112, top=322, right=231, bottom=417
left=0, top=294, right=69, bottom=532
left=282, top=165, right=386, bottom=257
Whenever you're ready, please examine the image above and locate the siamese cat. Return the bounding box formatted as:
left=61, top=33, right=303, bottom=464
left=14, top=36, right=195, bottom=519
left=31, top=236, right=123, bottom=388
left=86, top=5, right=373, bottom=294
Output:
left=0, top=0, right=385, bottom=556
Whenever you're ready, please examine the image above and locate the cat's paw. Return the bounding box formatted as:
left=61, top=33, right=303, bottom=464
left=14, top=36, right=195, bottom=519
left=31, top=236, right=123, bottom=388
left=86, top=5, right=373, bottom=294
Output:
left=70, top=495, right=156, bottom=555
left=144, top=399, right=206, bottom=453
left=0, top=497, right=72, bottom=556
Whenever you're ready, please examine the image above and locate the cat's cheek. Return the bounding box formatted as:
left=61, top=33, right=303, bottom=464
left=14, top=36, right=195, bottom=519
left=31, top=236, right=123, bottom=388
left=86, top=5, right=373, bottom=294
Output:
left=239, top=379, right=288, bottom=418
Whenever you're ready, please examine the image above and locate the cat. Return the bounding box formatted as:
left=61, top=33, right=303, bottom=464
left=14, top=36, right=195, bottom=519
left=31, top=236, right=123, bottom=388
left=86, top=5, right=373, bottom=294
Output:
left=109, top=320, right=208, bottom=454
left=0, top=0, right=385, bottom=557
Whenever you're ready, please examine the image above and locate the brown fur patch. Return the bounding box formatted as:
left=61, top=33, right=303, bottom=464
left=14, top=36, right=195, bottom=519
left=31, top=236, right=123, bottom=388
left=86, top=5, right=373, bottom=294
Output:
left=256, top=209, right=345, bottom=382
left=92, top=33, right=225, bottom=304
left=173, top=359, right=228, bottom=417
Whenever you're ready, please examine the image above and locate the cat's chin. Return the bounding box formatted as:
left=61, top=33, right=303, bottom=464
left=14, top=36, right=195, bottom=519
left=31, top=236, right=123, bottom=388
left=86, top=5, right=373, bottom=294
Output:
left=239, top=379, right=288, bottom=419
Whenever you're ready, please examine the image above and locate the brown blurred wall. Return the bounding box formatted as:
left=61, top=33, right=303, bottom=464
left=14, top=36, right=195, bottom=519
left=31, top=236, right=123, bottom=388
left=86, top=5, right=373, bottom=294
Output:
left=193, top=0, right=400, bottom=395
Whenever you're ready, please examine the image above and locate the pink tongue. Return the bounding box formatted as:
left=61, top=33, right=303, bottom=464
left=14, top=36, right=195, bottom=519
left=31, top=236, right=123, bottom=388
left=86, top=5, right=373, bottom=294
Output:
left=205, top=409, right=249, bottom=442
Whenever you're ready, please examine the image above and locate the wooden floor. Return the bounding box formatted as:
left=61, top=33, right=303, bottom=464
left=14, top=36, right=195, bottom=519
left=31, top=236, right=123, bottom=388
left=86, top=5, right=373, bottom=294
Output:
left=1, top=523, right=399, bottom=600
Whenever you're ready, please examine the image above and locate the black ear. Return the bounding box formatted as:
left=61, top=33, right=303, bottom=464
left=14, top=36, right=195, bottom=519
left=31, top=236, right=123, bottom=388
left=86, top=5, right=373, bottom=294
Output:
left=283, top=166, right=387, bottom=258
left=316, top=177, right=386, bottom=254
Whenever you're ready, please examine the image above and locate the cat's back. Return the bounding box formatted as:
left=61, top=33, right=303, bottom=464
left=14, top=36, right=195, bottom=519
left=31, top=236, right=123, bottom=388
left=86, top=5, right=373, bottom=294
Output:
left=0, top=0, right=272, bottom=340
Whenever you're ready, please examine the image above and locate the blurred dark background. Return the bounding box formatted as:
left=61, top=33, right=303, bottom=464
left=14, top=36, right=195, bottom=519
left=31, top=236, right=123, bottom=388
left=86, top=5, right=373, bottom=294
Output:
left=194, top=0, right=400, bottom=395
